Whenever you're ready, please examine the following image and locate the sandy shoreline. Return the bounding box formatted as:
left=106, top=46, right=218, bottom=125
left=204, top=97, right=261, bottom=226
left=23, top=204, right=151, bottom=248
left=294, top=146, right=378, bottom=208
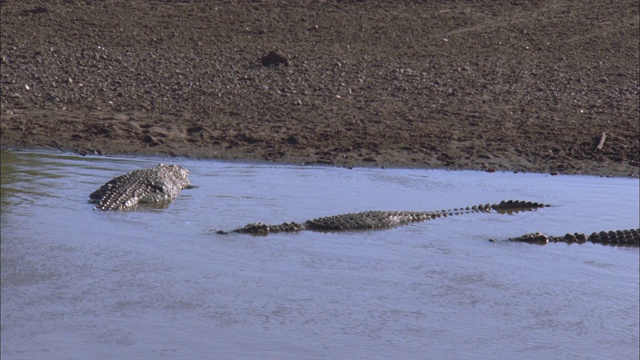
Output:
left=1, top=1, right=638, bottom=177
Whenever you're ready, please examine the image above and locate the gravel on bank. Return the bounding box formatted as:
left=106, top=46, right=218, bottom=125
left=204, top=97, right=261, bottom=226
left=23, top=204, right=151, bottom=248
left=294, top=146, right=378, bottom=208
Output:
left=1, top=0, right=638, bottom=177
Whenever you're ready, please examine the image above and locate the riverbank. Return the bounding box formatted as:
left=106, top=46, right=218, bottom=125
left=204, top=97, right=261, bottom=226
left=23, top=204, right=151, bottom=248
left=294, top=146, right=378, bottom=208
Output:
left=1, top=0, right=638, bottom=176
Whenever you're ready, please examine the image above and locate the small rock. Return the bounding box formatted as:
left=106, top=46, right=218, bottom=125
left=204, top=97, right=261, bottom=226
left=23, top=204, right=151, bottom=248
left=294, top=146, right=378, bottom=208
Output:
left=286, top=135, right=298, bottom=145
left=142, top=135, right=161, bottom=146
left=186, top=126, right=204, bottom=134
left=23, top=6, right=48, bottom=15
left=261, top=51, right=289, bottom=67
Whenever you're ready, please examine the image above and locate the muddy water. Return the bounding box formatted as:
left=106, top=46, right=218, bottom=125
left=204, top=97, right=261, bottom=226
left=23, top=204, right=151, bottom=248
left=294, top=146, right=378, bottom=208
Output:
left=1, top=150, right=638, bottom=360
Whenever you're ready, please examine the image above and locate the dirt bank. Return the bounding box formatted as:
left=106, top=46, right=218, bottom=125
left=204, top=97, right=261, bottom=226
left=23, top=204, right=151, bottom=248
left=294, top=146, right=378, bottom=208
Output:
left=1, top=0, right=638, bottom=177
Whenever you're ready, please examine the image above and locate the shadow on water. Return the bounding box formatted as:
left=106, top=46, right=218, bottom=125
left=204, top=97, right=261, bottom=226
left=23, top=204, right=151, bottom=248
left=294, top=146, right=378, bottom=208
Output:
left=1, top=150, right=638, bottom=360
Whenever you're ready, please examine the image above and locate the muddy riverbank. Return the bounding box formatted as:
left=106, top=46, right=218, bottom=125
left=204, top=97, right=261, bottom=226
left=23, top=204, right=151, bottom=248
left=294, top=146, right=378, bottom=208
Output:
left=1, top=0, right=638, bottom=176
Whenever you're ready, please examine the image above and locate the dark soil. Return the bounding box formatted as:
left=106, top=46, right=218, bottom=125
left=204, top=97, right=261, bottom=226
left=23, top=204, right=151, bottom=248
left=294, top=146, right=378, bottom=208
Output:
left=1, top=0, right=638, bottom=177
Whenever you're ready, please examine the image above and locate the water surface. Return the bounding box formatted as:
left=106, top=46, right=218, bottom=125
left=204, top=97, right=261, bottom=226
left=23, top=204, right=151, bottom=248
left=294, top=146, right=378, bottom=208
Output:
left=1, top=150, right=638, bottom=360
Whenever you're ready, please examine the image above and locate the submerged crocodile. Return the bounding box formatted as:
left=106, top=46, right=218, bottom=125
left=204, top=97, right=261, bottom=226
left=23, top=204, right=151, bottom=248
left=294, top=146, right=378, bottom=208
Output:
left=222, top=200, right=549, bottom=235
left=507, top=229, right=639, bottom=246
left=88, top=166, right=638, bottom=247
left=89, top=164, right=192, bottom=211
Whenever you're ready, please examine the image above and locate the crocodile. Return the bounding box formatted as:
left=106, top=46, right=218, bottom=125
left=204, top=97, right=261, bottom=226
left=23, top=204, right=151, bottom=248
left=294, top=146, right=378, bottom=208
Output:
left=89, top=164, right=192, bottom=211
left=87, top=167, right=637, bottom=247
left=222, top=200, right=549, bottom=235
left=507, top=229, right=639, bottom=246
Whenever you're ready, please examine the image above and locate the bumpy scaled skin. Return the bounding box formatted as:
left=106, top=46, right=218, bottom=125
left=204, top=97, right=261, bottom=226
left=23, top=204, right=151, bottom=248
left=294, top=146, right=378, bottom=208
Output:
left=89, top=164, right=191, bottom=211
left=509, top=229, right=639, bottom=246
left=228, top=200, right=548, bottom=235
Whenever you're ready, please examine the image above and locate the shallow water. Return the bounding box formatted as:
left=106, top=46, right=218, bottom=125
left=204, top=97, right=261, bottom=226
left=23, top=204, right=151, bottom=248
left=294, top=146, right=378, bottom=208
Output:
left=1, top=150, right=638, bottom=360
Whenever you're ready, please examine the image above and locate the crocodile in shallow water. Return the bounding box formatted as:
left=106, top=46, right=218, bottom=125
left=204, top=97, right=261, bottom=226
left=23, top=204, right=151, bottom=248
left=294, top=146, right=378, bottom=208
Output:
left=222, top=200, right=549, bottom=235
left=507, top=229, right=639, bottom=246
left=89, top=164, right=192, bottom=211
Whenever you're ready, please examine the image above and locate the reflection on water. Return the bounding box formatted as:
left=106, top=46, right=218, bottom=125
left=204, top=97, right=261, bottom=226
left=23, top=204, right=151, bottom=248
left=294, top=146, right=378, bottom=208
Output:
left=1, top=150, right=638, bottom=360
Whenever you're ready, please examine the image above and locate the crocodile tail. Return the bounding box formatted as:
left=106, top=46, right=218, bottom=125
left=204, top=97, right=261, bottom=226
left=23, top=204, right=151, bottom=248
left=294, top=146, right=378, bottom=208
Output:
left=509, top=229, right=639, bottom=246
